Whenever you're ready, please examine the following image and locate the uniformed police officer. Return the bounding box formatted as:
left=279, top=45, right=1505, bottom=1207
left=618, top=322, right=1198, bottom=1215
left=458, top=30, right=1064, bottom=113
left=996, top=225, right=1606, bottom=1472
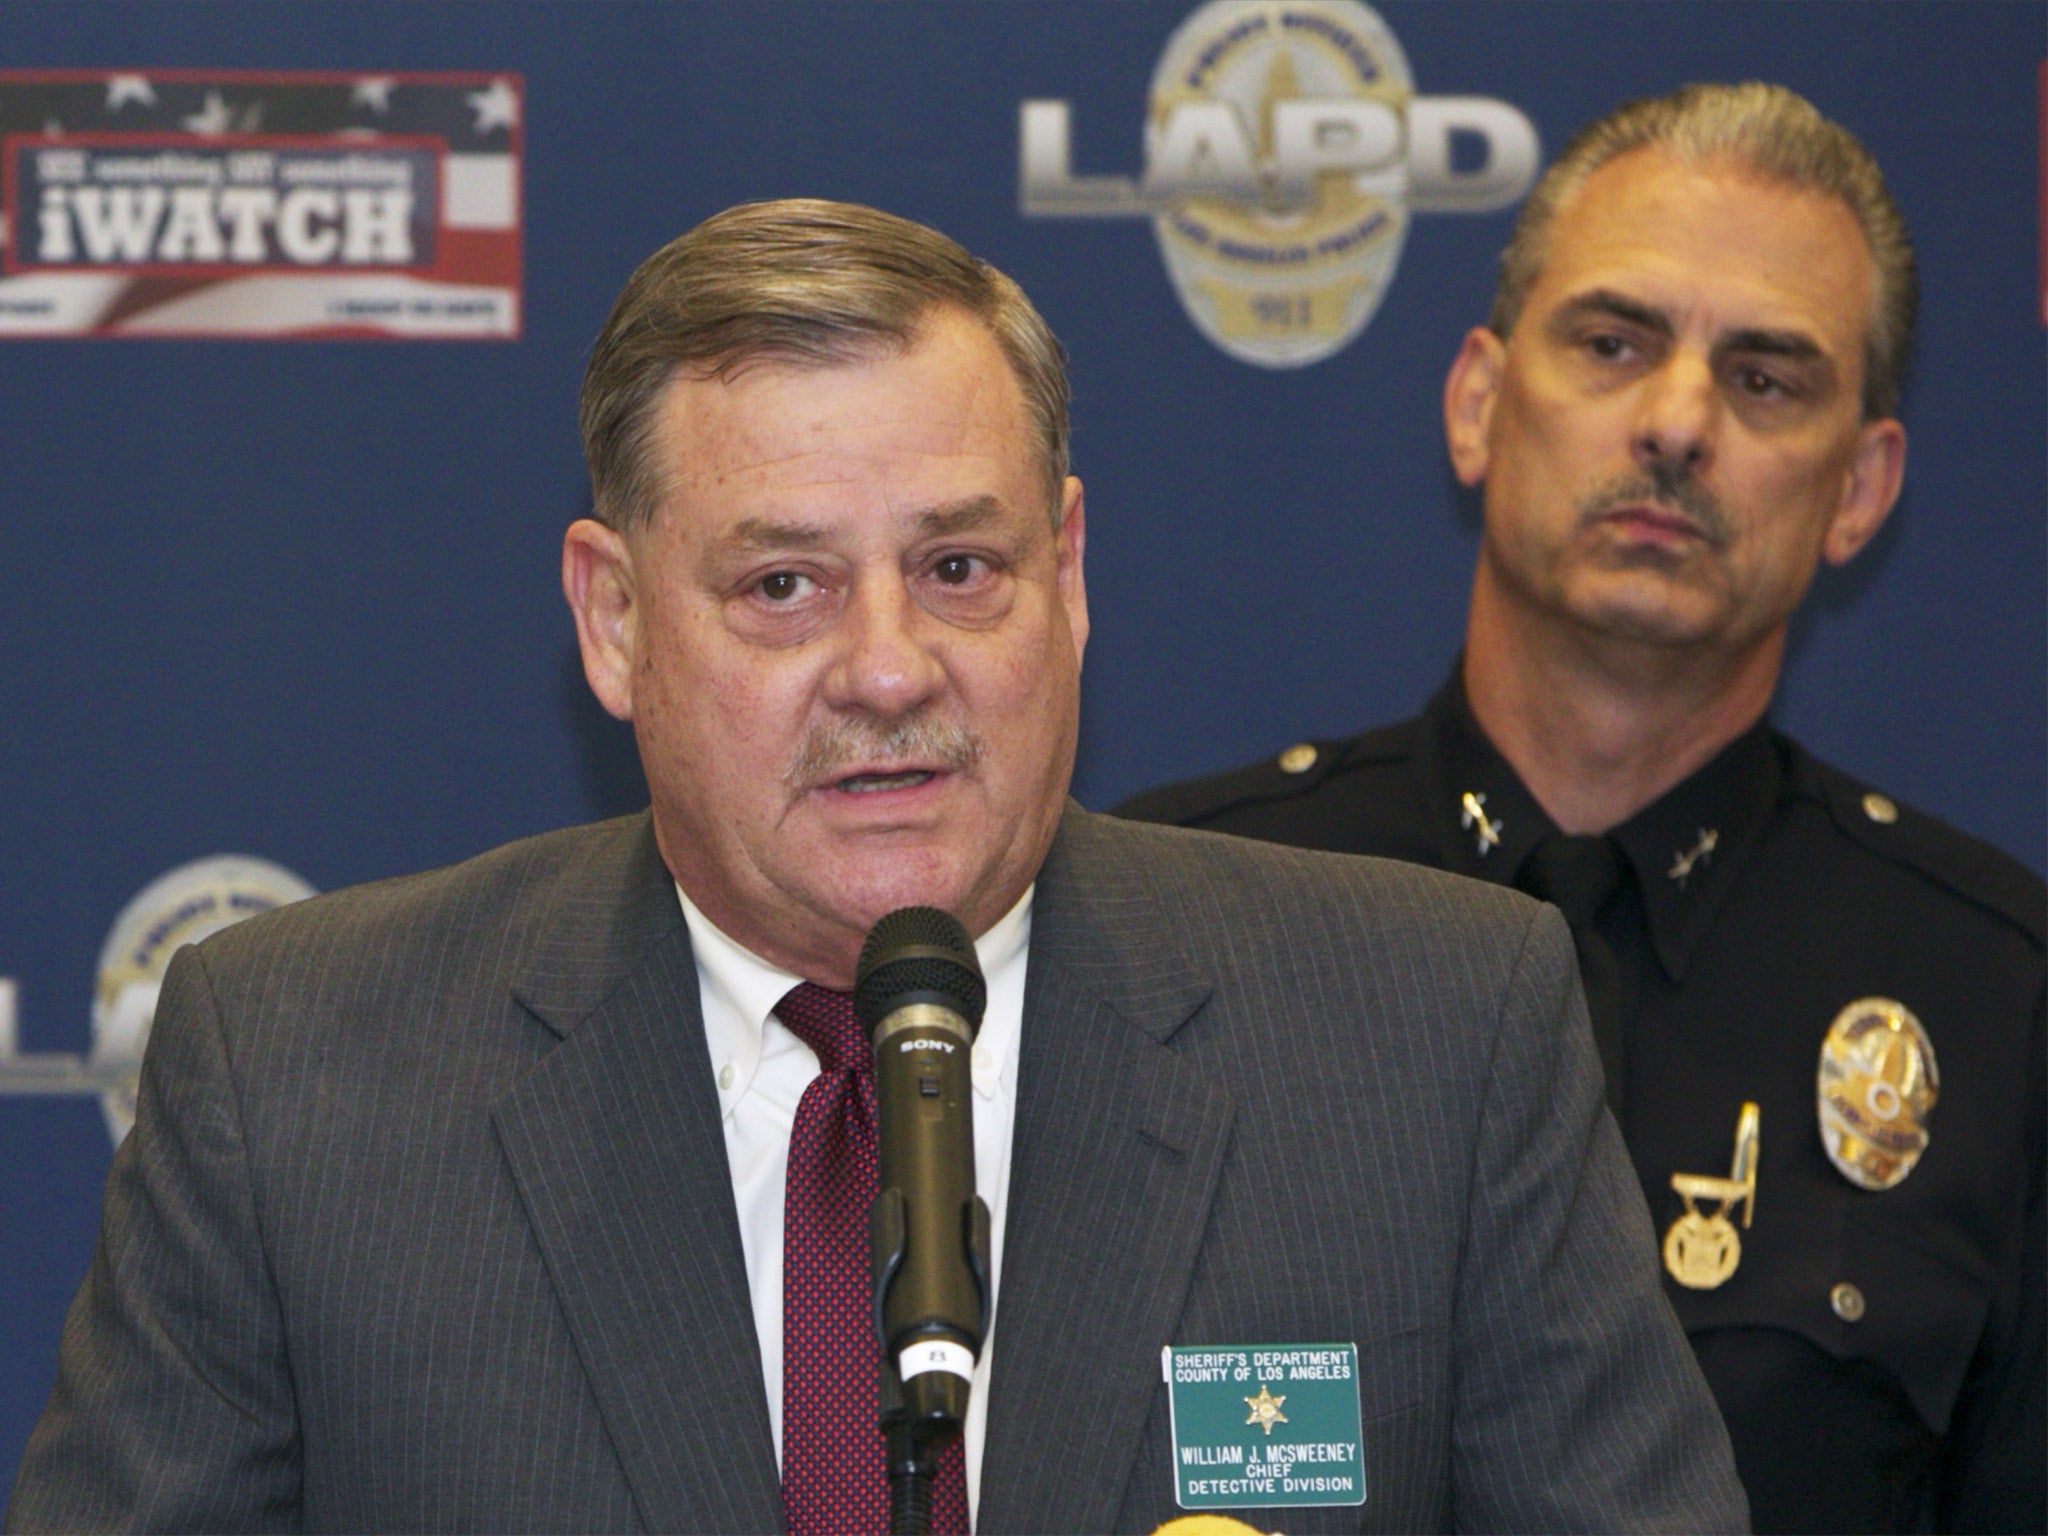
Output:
left=1120, top=84, right=2043, bottom=1535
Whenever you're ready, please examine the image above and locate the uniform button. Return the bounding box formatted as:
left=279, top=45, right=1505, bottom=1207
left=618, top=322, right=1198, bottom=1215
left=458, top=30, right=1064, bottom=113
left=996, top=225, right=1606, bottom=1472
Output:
left=718, top=1062, right=735, bottom=1091
left=971, top=1045, right=993, bottom=1076
left=1278, top=743, right=1317, bottom=774
left=1830, top=1281, right=1866, bottom=1322
left=1862, top=792, right=1898, bottom=824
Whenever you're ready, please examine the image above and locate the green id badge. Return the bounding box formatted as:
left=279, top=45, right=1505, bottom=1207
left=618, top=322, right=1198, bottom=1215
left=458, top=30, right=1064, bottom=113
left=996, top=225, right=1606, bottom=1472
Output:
left=1163, top=1343, right=1367, bottom=1510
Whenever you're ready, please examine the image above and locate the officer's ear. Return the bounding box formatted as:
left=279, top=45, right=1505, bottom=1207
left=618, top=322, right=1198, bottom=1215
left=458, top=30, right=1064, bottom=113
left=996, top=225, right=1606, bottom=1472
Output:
left=1444, top=327, right=1504, bottom=488
left=1823, top=416, right=1907, bottom=567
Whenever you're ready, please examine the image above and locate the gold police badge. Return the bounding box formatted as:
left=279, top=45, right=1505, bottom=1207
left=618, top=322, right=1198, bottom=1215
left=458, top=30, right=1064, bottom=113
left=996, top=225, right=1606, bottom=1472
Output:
left=1817, top=997, right=1938, bottom=1190
left=1662, top=1102, right=1758, bottom=1290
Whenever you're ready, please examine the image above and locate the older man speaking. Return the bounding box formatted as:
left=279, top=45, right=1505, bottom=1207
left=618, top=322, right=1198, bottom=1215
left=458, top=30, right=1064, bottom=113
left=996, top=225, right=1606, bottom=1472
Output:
left=10, top=200, right=1742, bottom=1535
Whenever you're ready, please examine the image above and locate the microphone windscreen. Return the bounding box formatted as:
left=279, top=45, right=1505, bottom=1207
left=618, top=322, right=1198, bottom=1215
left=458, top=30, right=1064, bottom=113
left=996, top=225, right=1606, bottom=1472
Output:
left=854, top=907, right=987, bottom=1032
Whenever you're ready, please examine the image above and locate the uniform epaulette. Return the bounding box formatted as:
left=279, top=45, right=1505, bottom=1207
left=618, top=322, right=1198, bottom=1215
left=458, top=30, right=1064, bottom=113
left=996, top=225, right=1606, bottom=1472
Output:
left=1113, top=718, right=1418, bottom=828
left=1786, top=742, right=2046, bottom=950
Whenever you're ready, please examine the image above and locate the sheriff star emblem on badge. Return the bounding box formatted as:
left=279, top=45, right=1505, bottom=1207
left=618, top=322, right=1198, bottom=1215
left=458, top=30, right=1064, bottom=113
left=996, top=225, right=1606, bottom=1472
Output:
left=1244, top=1384, right=1289, bottom=1434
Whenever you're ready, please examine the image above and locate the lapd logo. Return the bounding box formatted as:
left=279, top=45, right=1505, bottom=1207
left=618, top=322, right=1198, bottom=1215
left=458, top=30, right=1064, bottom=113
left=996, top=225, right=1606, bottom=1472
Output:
left=0, top=855, right=315, bottom=1145
left=1020, top=0, right=1539, bottom=367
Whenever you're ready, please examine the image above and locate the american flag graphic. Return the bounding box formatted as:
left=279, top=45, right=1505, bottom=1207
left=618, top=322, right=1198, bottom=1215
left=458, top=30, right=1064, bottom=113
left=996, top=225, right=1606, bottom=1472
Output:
left=0, top=70, right=521, bottom=338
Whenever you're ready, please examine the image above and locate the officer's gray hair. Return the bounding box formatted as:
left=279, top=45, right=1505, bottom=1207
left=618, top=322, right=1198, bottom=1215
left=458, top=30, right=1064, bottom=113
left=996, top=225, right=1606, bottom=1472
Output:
left=580, top=198, right=1072, bottom=534
left=1489, top=82, right=1916, bottom=420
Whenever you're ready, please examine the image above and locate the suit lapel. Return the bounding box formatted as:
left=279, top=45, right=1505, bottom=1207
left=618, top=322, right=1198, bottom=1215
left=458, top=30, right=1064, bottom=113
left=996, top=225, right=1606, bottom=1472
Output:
left=979, top=807, right=1237, bottom=1534
left=491, top=817, right=784, bottom=1535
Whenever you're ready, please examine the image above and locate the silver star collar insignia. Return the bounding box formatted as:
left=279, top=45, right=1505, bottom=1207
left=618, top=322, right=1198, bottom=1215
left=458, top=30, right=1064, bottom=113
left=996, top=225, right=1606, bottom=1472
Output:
left=1668, top=827, right=1719, bottom=886
left=1460, top=791, right=1502, bottom=857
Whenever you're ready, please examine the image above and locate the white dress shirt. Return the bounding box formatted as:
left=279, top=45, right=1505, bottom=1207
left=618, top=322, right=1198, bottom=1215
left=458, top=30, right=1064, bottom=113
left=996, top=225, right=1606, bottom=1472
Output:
left=679, top=884, right=1029, bottom=1528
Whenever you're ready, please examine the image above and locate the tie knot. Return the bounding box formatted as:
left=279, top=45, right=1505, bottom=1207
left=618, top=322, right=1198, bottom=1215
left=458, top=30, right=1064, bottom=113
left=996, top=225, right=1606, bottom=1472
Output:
left=774, top=982, right=869, bottom=1075
left=1518, top=833, right=1630, bottom=928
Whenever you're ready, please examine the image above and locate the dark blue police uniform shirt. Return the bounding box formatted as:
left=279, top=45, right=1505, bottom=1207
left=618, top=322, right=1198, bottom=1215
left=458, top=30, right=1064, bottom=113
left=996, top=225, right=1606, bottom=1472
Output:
left=1119, top=674, right=2045, bottom=1535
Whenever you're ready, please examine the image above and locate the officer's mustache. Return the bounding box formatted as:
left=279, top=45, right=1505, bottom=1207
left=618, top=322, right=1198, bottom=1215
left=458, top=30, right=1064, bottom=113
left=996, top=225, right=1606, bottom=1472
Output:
left=1578, top=461, right=1729, bottom=546
left=785, top=711, right=984, bottom=790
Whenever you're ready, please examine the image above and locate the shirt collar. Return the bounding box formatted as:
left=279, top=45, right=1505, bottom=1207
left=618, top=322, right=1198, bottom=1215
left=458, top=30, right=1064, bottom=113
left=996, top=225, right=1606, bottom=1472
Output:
left=967, top=885, right=1031, bottom=1105
left=678, top=885, right=805, bottom=1118
left=1414, top=666, right=1784, bottom=981
left=1605, top=721, right=1780, bottom=980
left=678, top=882, right=1033, bottom=1115
left=1413, top=669, right=1552, bottom=880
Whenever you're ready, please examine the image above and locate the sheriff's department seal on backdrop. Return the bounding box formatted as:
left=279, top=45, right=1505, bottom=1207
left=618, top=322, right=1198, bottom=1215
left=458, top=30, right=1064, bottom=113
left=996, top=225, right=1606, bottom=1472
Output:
left=1021, top=0, right=1539, bottom=368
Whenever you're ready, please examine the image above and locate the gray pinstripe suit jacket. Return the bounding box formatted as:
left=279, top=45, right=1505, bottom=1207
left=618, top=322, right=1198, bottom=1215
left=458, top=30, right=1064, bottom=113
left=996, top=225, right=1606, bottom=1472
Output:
left=9, top=805, right=1745, bottom=1534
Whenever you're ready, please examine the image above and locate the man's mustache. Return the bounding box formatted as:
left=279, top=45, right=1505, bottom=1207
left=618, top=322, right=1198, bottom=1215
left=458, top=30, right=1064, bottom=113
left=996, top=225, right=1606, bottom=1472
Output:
left=1578, top=462, right=1729, bottom=546
left=785, top=712, right=984, bottom=789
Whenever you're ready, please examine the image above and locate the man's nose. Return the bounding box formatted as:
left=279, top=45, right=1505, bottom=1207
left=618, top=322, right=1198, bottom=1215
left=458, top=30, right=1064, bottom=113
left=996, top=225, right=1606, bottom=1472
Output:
left=822, top=575, right=946, bottom=717
left=1632, top=351, right=1716, bottom=478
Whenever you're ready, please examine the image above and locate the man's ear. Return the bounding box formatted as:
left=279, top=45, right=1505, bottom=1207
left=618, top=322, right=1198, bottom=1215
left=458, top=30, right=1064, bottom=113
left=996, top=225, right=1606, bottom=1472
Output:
left=1823, top=418, right=1907, bottom=566
left=562, top=518, right=639, bottom=721
left=1056, top=475, right=1089, bottom=663
left=1443, top=327, right=1505, bottom=489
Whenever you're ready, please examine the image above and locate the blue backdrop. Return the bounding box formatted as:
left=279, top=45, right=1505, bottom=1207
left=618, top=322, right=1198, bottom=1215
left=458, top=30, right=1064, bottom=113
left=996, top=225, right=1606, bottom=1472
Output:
left=3, top=0, right=2041, bottom=1489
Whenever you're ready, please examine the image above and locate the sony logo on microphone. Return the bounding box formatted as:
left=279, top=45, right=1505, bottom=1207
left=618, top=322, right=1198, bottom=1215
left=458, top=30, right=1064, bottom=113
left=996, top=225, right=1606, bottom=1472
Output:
left=901, top=1039, right=958, bottom=1054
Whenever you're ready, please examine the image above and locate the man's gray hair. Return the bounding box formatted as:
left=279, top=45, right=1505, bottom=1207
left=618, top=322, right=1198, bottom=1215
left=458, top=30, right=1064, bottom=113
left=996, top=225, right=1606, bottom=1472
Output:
left=578, top=198, right=1071, bottom=533
left=1489, top=82, right=1916, bottom=420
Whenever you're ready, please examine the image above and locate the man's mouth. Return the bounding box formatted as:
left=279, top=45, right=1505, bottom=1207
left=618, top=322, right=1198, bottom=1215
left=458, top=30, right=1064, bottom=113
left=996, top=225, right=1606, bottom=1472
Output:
left=1599, top=503, right=1705, bottom=539
left=786, top=712, right=984, bottom=798
left=835, top=769, right=938, bottom=794
left=1577, top=470, right=1727, bottom=548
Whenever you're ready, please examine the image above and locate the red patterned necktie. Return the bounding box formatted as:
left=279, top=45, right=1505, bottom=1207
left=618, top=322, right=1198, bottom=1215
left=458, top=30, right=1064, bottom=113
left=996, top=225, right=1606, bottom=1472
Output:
left=776, top=982, right=970, bottom=1535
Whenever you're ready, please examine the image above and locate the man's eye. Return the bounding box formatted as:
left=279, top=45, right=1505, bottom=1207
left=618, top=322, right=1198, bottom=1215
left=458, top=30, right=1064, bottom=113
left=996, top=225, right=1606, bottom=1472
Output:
left=931, top=555, right=982, bottom=585
left=756, top=571, right=814, bottom=602
left=1735, top=367, right=1785, bottom=398
left=1586, top=333, right=1630, bottom=360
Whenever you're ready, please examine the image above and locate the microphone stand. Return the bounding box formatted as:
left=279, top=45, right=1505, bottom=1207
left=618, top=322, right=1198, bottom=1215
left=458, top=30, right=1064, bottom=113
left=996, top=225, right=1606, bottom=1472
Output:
left=882, top=1411, right=949, bottom=1536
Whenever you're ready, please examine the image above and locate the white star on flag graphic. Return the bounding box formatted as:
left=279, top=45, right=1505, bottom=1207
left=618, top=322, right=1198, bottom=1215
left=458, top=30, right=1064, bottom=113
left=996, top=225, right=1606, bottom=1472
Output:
left=182, top=89, right=236, bottom=136
left=105, top=74, right=156, bottom=111
left=466, top=78, right=518, bottom=134
left=352, top=76, right=397, bottom=114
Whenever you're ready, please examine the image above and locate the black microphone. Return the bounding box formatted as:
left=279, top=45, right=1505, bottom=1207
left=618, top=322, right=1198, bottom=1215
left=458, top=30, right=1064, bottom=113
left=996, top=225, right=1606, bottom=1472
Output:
left=854, top=907, right=992, bottom=1536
